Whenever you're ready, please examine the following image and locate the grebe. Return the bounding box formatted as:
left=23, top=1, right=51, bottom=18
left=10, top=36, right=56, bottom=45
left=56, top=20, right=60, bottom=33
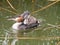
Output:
left=8, top=16, right=39, bottom=30
left=8, top=11, right=39, bottom=31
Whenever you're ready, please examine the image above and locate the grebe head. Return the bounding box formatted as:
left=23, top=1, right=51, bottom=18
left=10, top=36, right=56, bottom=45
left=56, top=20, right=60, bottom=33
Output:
left=8, top=16, right=24, bottom=22
left=15, top=16, right=24, bottom=22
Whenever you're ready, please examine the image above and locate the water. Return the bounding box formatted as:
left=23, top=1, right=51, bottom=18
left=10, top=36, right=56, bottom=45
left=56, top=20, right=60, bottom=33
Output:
left=0, top=0, right=60, bottom=45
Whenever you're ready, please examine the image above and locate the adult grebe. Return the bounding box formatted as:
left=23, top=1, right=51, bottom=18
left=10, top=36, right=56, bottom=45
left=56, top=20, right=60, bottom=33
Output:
left=8, top=10, right=40, bottom=32
left=8, top=16, right=39, bottom=32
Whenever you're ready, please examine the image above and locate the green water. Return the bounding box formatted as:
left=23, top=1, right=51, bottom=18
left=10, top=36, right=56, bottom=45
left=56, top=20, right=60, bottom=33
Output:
left=0, top=0, right=60, bottom=45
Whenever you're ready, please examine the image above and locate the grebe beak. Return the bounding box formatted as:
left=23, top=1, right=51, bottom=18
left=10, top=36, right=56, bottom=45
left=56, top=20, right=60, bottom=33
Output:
left=7, top=17, right=20, bottom=22
left=7, top=18, right=15, bottom=21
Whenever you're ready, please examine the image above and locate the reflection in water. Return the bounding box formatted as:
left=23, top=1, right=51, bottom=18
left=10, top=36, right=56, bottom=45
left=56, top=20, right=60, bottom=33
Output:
left=2, top=32, right=9, bottom=45
left=11, top=39, right=18, bottom=45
